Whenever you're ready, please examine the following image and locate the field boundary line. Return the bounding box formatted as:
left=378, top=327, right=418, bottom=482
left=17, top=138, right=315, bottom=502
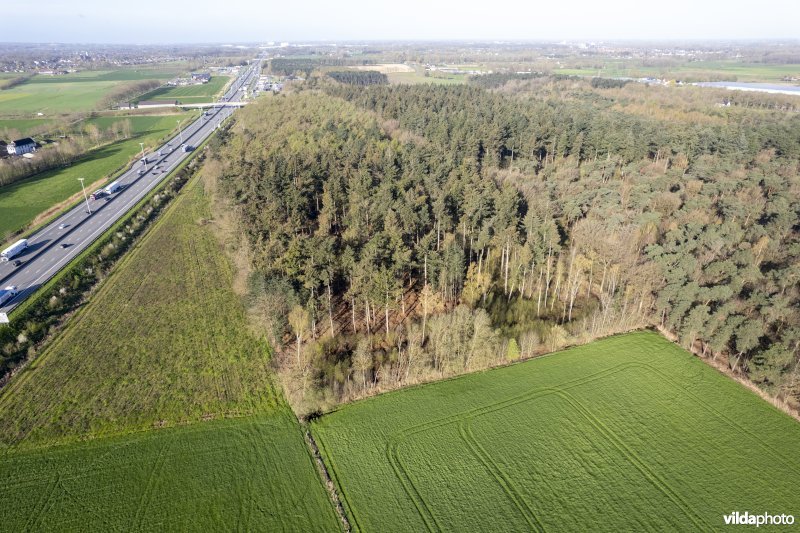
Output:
left=314, top=432, right=363, bottom=532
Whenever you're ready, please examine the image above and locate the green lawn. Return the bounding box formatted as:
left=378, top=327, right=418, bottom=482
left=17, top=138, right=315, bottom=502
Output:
left=0, top=411, right=339, bottom=531
left=137, top=76, right=230, bottom=104
left=0, top=69, right=182, bottom=116
left=0, top=113, right=193, bottom=238
left=312, top=331, right=800, bottom=531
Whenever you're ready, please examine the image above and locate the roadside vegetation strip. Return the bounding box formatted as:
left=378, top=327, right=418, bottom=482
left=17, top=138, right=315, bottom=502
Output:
left=0, top=140, right=280, bottom=448
left=0, top=129, right=218, bottom=395
left=0, top=412, right=341, bottom=532
left=0, top=112, right=196, bottom=238
left=311, top=331, right=800, bottom=532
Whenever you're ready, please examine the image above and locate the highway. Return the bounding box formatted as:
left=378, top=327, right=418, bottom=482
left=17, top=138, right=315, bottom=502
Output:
left=0, top=61, right=261, bottom=316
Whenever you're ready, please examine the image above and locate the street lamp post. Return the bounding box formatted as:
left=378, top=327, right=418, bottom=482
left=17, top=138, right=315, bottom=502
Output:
left=177, top=120, right=184, bottom=145
left=78, top=178, right=91, bottom=215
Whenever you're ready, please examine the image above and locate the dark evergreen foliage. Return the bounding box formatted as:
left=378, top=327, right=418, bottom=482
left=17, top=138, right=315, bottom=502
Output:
left=327, top=71, right=388, bottom=86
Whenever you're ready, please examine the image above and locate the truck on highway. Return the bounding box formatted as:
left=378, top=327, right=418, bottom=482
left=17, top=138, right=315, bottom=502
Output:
left=104, top=181, right=121, bottom=195
left=0, top=286, right=18, bottom=306
left=1, top=239, right=28, bottom=262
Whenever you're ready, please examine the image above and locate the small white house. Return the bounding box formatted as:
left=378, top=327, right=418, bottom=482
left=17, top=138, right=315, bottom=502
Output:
left=7, top=138, right=36, bottom=156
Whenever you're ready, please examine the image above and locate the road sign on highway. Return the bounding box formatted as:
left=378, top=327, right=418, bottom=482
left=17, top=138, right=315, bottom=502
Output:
left=0, top=312, right=8, bottom=324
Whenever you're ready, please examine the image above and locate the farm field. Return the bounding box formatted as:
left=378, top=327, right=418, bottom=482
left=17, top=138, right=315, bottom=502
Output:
left=0, top=112, right=194, bottom=238
left=137, top=76, right=230, bottom=104
left=312, top=331, right=800, bottom=531
left=0, top=173, right=280, bottom=448
left=0, top=68, right=182, bottom=116
left=554, top=61, right=800, bottom=83
left=0, top=409, right=339, bottom=531
left=387, top=69, right=467, bottom=85
left=0, top=118, right=56, bottom=138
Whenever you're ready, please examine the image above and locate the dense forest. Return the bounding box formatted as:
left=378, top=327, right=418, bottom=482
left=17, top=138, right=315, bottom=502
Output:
left=214, top=78, right=799, bottom=414
left=327, top=71, right=388, bottom=86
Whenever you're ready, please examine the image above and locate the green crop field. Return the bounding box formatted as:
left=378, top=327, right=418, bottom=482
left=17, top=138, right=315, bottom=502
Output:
left=0, top=118, right=55, bottom=138
left=137, top=76, right=230, bottom=104
left=555, top=61, right=800, bottom=83
left=0, top=69, right=182, bottom=116
left=387, top=70, right=467, bottom=85
left=0, top=177, right=279, bottom=448
left=312, top=331, right=800, bottom=531
left=0, top=112, right=193, bottom=238
left=0, top=412, right=339, bottom=531
left=0, top=169, right=340, bottom=530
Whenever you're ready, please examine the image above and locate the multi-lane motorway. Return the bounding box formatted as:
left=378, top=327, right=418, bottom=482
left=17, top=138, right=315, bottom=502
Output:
left=0, top=61, right=261, bottom=316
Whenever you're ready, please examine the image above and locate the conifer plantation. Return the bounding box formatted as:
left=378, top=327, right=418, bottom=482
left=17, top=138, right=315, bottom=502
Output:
left=213, top=76, right=799, bottom=413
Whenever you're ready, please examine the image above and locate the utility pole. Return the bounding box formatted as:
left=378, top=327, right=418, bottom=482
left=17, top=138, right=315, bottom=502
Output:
left=78, top=178, right=91, bottom=215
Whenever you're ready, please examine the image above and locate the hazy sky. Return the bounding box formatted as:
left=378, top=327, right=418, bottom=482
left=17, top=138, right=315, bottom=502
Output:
left=3, top=0, right=799, bottom=43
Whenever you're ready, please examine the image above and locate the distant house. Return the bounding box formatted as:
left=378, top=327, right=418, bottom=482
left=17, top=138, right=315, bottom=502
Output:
left=191, top=72, right=211, bottom=83
left=137, top=100, right=179, bottom=108
left=7, top=138, right=37, bottom=156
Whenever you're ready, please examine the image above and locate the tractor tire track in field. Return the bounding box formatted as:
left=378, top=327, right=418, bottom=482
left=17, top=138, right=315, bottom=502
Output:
left=629, top=362, right=800, bottom=477
left=458, top=420, right=545, bottom=532
left=383, top=363, right=637, bottom=531
left=132, top=439, right=171, bottom=530
left=549, top=388, right=710, bottom=531
left=22, top=472, right=60, bottom=532
left=386, top=362, right=715, bottom=531
left=457, top=386, right=709, bottom=531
